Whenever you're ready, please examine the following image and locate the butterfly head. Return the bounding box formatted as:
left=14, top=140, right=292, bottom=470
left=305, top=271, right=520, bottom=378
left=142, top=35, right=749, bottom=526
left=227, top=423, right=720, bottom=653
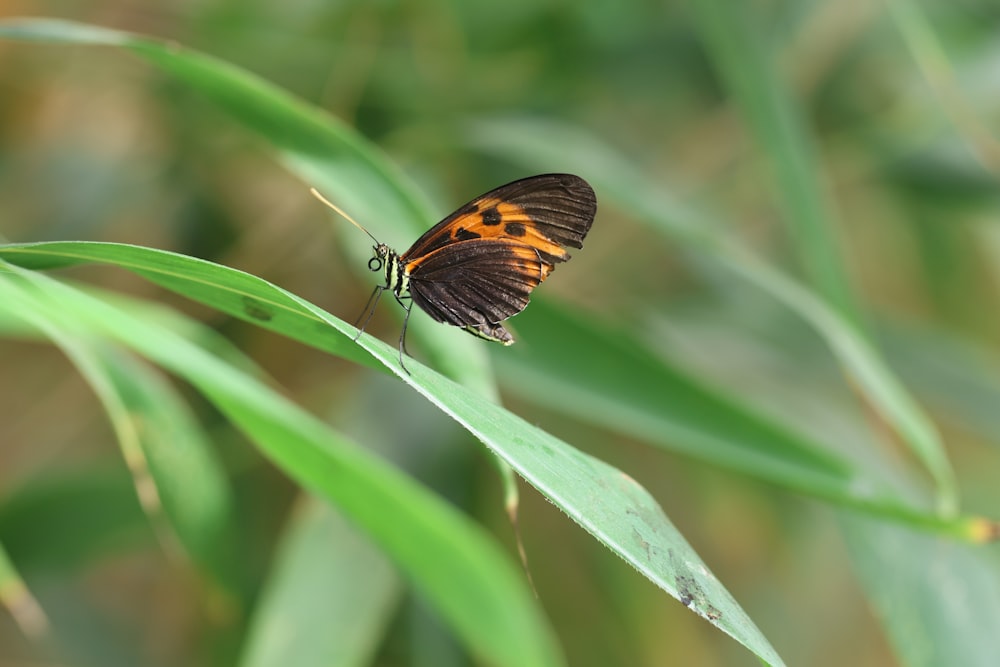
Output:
left=368, top=243, right=393, bottom=275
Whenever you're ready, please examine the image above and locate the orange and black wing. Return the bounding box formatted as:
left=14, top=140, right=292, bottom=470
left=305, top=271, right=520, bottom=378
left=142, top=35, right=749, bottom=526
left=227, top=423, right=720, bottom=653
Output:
left=400, top=173, right=597, bottom=267
left=406, top=240, right=548, bottom=337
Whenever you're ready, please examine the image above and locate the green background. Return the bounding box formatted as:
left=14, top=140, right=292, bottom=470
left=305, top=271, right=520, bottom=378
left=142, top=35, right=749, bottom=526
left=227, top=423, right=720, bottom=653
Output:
left=1, top=1, right=1000, bottom=666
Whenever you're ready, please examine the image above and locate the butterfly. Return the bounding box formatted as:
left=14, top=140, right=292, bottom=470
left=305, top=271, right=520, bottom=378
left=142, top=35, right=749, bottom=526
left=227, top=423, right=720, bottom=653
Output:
left=313, top=173, right=597, bottom=373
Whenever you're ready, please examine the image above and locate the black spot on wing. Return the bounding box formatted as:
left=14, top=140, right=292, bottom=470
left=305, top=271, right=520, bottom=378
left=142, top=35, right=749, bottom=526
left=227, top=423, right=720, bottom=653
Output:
left=454, top=227, right=481, bottom=241
left=503, top=222, right=526, bottom=237
left=481, top=206, right=502, bottom=226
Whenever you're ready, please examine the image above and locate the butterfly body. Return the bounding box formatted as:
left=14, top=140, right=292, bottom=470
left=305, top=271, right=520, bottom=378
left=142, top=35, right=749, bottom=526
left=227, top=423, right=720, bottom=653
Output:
left=343, top=173, right=597, bottom=372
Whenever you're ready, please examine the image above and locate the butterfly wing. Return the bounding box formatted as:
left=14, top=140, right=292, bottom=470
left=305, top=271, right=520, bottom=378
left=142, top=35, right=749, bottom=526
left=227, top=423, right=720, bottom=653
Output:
left=401, top=173, right=597, bottom=345
left=401, top=173, right=597, bottom=267
left=405, top=240, right=551, bottom=342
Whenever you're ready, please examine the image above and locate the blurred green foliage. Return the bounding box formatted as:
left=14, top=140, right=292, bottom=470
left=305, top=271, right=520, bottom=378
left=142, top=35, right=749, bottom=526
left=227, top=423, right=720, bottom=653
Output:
left=2, top=1, right=1000, bottom=666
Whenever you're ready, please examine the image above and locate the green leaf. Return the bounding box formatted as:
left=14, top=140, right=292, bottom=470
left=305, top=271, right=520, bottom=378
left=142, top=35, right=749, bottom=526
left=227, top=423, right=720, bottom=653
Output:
left=881, top=323, right=1000, bottom=446
left=3, top=296, right=243, bottom=583
left=0, top=539, right=49, bottom=639
left=842, top=514, right=1000, bottom=667
left=0, top=243, right=786, bottom=665
left=504, top=301, right=851, bottom=487
left=0, top=467, right=153, bottom=578
left=12, top=315, right=235, bottom=587
left=690, top=0, right=861, bottom=325
left=0, top=263, right=564, bottom=667
left=499, top=301, right=987, bottom=537
left=885, top=0, right=1000, bottom=176
left=97, top=348, right=237, bottom=582
left=239, top=500, right=401, bottom=667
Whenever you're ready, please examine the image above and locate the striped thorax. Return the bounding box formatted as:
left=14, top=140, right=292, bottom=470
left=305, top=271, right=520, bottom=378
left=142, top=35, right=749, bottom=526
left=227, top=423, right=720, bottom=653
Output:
left=369, top=243, right=410, bottom=297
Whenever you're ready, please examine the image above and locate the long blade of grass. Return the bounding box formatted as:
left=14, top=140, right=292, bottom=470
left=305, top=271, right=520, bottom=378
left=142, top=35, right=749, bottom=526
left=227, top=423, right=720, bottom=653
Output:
left=885, top=0, right=1000, bottom=174
left=690, top=0, right=861, bottom=325
left=239, top=499, right=401, bottom=667
left=881, top=322, right=1000, bottom=447
left=499, top=301, right=990, bottom=537
left=0, top=469, right=149, bottom=572
left=689, top=1, right=964, bottom=512
left=0, top=245, right=787, bottom=665
left=4, top=300, right=400, bottom=663
left=0, top=540, right=49, bottom=639
left=841, top=513, right=1000, bottom=666
left=2, top=305, right=237, bottom=591
left=0, top=265, right=564, bottom=667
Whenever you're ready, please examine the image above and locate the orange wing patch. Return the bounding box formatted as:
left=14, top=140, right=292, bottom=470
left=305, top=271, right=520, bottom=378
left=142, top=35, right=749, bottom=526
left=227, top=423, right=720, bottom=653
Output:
left=428, top=198, right=569, bottom=261
left=400, top=198, right=572, bottom=265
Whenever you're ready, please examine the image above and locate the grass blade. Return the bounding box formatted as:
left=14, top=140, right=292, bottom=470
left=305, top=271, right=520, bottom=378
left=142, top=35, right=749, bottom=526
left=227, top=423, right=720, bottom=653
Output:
left=239, top=500, right=400, bottom=667
left=0, top=264, right=564, bottom=667
left=0, top=244, right=787, bottom=664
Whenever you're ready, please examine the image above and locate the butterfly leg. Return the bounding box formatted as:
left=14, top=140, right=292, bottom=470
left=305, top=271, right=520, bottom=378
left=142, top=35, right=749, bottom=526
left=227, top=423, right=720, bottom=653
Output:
left=395, top=294, right=414, bottom=375
left=393, top=294, right=414, bottom=357
left=353, top=285, right=384, bottom=341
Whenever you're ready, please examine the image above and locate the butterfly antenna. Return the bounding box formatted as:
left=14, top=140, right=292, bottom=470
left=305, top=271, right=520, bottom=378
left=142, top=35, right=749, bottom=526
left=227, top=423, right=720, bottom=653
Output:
left=310, top=187, right=380, bottom=244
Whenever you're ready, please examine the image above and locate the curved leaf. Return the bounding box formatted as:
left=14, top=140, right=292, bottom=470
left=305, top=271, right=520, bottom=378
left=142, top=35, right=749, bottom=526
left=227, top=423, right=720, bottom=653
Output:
left=2, top=305, right=236, bottom=587
left=0, top=242, right=785, bottom=665
left=0, top=263, right=563, bottom=667
left=239, top=500, right=401, bottom=667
